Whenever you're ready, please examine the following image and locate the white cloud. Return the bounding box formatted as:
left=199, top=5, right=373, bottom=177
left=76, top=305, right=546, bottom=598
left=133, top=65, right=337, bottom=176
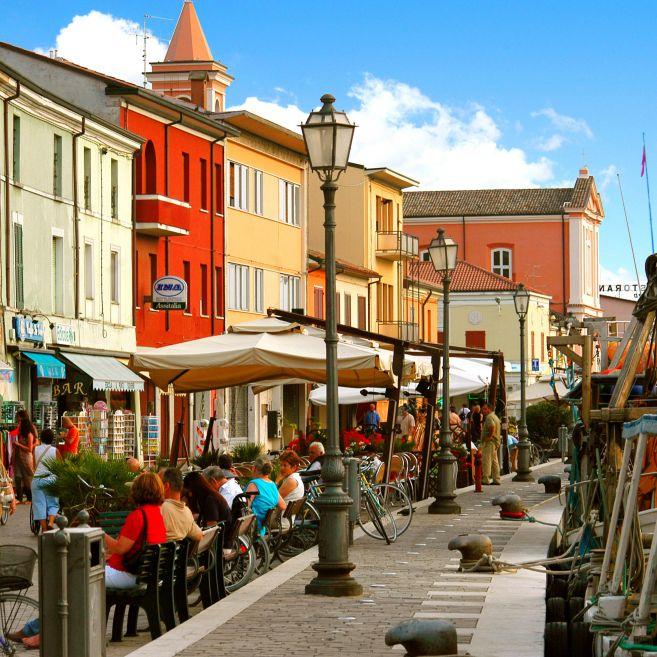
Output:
left=36, top=11, right=168, bottom=85
left=599, top=265, right=644, bottom=300
left=231, top=74, right=555, bottom=190
left=598, top=165, right=618, bottom=192
left=532, top=108, right=593, bottom=139
left=534, top=134, right=565, bottom=152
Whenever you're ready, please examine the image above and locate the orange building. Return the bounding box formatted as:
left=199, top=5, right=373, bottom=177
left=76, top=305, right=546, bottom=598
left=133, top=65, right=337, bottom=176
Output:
left=403, top=168, right=604, bottom=320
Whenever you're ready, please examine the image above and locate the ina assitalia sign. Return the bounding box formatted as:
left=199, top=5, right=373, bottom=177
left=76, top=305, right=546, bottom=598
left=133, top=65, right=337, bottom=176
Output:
left=152, top=276, right=188, bottom=310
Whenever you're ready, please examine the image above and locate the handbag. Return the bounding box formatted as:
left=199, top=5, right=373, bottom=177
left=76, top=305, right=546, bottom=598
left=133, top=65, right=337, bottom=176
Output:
left=123, top=508, right=148, bottom=575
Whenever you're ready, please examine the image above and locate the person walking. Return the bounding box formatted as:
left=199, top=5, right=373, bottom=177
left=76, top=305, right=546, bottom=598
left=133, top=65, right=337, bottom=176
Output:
left=31, top=429, right=60, bottom=532
left=469, top=404, right=482, bottom=448
left=481, top=403, right=501, bottom=485
left=12, top=413, right=36, bottom=502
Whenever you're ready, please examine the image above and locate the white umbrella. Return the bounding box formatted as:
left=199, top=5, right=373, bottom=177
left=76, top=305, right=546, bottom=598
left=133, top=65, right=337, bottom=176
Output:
left=130, top=322, right=394, bottom=393
left=507, top=378, right=568, bottom=404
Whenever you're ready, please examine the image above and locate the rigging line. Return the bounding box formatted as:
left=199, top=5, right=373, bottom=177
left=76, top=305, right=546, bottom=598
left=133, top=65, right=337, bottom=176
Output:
left=617, top=172, right=641, bottom=287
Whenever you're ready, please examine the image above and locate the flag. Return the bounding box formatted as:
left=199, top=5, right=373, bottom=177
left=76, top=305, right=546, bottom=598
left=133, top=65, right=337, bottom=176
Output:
left=642, top=145, right=647, bottom=177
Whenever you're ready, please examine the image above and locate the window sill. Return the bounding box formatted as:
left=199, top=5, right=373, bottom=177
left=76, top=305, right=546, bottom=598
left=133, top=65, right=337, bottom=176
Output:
left=183, top=312, right=193, bottom=317
left=200, top=313, right=209, bottom=318
left=200, top=208, right=209, bottom=214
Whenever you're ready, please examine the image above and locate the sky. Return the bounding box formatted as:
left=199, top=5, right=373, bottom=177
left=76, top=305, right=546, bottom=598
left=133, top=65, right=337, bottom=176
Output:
left=1, top=0, right=655, bottom=296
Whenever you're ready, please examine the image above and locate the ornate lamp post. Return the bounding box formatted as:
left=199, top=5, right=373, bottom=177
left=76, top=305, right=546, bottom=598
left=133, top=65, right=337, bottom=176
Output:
left=512, top=283, right=534, bottom=482
left=428, top=228, right=461, bottom=515
left=301, top=94, right=361, bottom=596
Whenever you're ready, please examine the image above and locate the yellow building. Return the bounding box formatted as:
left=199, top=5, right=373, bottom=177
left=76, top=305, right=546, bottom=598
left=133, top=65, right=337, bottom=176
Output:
left=307, top=164, right=419, bottom=338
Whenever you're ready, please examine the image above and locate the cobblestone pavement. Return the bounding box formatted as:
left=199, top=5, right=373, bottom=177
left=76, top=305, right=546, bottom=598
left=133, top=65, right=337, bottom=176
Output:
left=168, top=461, right=566, bottom=657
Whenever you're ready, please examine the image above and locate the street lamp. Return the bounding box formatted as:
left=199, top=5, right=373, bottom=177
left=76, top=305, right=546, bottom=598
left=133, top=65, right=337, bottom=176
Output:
left=513, top=283, right=534, bottom=482
left=427, top=228, right=461, bottom=515
left=301, top=94, right=361, bottom=597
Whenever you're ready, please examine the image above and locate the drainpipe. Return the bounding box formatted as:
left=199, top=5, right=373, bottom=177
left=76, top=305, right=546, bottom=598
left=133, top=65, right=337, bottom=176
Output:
left=209, top=136, right=222, bottom=334
left=72, top=117, right=86, bottom=319
left=164, top=113, right=183, bottom=332
left=461, top=216, right=466, bottom=261
left=3, top=80, right=20, bottom=306
left=420, top=290, right=433, bottom=342
left=124, top=101, right=137, bottom=328
left=366, top=275, right=382, bottom=331
left=561, top=208, right=567, bottom=315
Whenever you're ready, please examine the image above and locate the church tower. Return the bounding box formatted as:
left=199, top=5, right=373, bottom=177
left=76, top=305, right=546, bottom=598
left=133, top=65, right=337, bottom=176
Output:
left=146, top=0, right=233, bottom=112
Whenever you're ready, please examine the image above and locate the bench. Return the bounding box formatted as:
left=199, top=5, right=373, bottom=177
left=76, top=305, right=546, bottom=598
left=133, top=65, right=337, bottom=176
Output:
left=97, top=510, right=130, bottom=538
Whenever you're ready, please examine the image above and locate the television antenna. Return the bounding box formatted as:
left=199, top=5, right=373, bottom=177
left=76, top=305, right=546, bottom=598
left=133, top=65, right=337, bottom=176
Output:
left=137, top=13, right=173, bottom=87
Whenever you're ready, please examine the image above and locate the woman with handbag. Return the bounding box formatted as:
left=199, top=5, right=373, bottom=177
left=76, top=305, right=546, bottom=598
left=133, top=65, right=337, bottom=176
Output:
left=104, top=471, right=167, bottom=589
left=31, top=429, right=61, bottom=532
left=12, top=413, right=36, bottom=503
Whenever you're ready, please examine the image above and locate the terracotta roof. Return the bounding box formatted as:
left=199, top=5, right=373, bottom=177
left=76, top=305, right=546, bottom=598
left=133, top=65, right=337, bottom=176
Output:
left=308, top=250, right=380, bottom=280
left=164, top=1, right=213, bottom=62
left=403, top=177, right=595, bottom=218
left=407, top=260, right=545, bottom=295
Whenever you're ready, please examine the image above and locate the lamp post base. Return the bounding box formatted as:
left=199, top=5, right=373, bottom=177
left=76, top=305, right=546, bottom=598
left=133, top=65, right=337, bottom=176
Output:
left=512, top=440, right=533, bottom=482
left=305, top=561, right=363, bottom=597
left=512, top=472, right=535, bottom=483
left=428, top=495, right=462, bottom=515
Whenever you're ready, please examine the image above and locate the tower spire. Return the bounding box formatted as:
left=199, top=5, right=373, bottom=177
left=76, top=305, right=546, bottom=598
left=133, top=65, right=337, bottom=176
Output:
left=165, top=0, right=213, bottom=61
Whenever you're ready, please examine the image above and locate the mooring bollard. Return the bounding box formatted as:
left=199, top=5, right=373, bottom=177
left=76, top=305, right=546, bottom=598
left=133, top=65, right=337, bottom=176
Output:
left=448, top=533, right=494, bottom=572
left=492, top=493, right=525, bottom=519
left=538, top=474, right=561, bottom=494
left=385, top=618, right=459, bottom=656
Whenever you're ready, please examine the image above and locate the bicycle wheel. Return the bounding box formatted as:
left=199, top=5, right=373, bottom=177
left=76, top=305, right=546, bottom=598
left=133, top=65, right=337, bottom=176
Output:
left=372, top=483, right=413, bottom=537
left=224, top=536, right=255, bottom=593
left=359, top=490, right=397, bottom=542
left=253, top=535, right=271, bottom=576
left=284, top=502, right=320, bottom=555
left=28, top=506, right=39, bottom=536
left=0, top=593, right=39, bottom=641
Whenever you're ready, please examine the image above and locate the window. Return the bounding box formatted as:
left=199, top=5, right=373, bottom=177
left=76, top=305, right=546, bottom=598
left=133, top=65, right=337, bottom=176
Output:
left=229, top=162, right=248, bottom=211
left=149, top=253, right=158, bottom=309
left=313, top=287, right=325, bottom=319
left=228, top=263, right=249, bottom=311
left=53, top=134, right=63, bottom=197
left=357, top=295, right=367, bottom=330
left=426, top=309, right=433, bottom=342
left=420, top=250, right=431, bottom=262
left=200, top=158, right=208, bottom=210
left=214, top=164, right=223, bottom=215
left=183, top=260, right=191, bottom=312
left=465, top=330, right=486, bottom=349
left=254, top=170, right=264, bottom=215
left=344, top=293, right=352, bottom=326
left=279, top=274, right=300, bottom=311
left=376, top=196, right=393, bottom=232
left=110, top=249, right=119, bottom=304
left=12, top=115, right=20, bottom=182
left=200, top=264, right=208, bottom=315
left=14, top=219, right=23, bottom=308
left=144, top=141, right=157, bottom=194
left=52, top=234, right=63, bottom=313
left=83, top=147, right=92, bottom=211
left=279, top=180, right=300, bottom=225
left=84, top=242, right=94, bottom=300
left=110, top=158, right=118, bottom=219
left=215, top=266, right=223, bottom=317
left=531, top=331, right=535, bottom=360
left=491, top=248, right=512, bottom=278
left=182, top=153, right=190, bottom=203
left=377, top=283, right=394, bottom=321
left=254, top=268, right=264, bottom=313
left=335, top=292, right=341, bottom=324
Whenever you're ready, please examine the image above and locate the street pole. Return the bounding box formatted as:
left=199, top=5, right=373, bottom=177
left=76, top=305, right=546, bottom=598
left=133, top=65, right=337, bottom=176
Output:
left=513, top=314, right=533, bottom=481
left=429, top=273, right=461, bottom=514
left=305, top=178, right=362, bottom=597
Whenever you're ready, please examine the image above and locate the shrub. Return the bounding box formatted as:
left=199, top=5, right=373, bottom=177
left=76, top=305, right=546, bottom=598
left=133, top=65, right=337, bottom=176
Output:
left=231, top=442, right=263, bottom=463
left=525, top=401, right=572, bottom=445
left=41, top=450, right=134, bottom=521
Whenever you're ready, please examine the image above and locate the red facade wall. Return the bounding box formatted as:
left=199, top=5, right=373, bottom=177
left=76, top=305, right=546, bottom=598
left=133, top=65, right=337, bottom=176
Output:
left=406, top=220, right=570, bottom=312
left=122, top=107, right=225, bottom=347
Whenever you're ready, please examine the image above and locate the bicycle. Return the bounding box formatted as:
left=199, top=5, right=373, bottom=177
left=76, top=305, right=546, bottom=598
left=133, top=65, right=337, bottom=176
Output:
left=0, top=545, right=39, bottom=656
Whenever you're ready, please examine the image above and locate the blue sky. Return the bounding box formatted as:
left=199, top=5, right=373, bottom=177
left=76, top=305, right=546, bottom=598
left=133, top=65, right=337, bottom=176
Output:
left=2, top=1, right=656, bottom=289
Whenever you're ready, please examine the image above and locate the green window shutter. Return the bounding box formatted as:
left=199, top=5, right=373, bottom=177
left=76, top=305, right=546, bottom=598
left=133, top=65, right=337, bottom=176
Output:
left=14, top=223, right=23, bottom=308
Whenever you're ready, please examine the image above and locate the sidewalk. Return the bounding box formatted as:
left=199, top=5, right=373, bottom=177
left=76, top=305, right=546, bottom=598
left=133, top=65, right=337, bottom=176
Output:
left=127, top=460, right=566, bottom=657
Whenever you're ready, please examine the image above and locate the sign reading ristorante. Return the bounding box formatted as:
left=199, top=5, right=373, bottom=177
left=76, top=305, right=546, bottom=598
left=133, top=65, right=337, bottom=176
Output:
left=152, top=276, right=188, bottom=310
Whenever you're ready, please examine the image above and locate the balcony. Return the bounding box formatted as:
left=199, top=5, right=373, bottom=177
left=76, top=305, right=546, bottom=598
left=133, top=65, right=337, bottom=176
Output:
left=377, top=321, right=419, bottom=342
left=135, top=195, right=191, bottom=237
left=376, top=231, right=419, bottom=260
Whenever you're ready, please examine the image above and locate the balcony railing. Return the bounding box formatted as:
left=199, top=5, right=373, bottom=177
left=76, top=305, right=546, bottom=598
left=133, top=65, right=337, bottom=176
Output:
left=376, top=231, right=419, bottom=260
left=377, top=320, right=419, bottom=342
left=135, top=195, right=191, bottom=237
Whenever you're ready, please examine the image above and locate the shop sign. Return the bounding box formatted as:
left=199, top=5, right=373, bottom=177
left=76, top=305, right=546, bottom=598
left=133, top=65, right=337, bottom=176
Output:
left=13, top=317, right=45, bottom=344
left=531, top=358, right=540, bottom=372
left=152, top=276, right=187, bottom=310
left=52, top=380, right=87, bottom=397
left=52, top=324, right=76, bottom=346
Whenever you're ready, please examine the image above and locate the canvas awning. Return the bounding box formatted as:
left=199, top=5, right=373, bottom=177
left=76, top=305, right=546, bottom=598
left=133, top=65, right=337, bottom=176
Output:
left=507, top=378, right=568, bottom=404
left=130, top=321, right=394, bottom=393
left=22, top=351, right=66, bottom=379
left=62, top=353, right=144, bottom=392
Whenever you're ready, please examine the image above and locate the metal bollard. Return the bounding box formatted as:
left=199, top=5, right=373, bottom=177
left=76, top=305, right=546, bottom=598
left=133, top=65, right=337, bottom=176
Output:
left=343, top=457, right=360, bottom=545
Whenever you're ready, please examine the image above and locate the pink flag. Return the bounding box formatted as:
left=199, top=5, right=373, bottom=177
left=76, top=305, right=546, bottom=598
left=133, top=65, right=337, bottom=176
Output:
left=642, top=145, right=647, bottom=177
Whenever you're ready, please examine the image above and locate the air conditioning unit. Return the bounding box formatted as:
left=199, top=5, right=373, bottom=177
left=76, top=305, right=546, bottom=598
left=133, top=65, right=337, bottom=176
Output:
left=8, top=328, right=16, bottom=342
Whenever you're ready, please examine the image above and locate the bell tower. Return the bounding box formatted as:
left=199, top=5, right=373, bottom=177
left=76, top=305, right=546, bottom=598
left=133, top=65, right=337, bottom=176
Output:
left=146, top=0, right=233, bottom=112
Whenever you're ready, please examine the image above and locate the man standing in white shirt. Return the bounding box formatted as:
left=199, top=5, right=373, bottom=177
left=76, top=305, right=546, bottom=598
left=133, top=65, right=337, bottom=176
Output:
left=399, top=406, right=416, bottom=439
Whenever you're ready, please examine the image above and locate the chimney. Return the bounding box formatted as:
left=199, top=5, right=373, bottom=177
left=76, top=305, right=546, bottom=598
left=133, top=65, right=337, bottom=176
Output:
left=189, top=71, right=207, bottom=109
left=578, top=166, right=590, bottom=178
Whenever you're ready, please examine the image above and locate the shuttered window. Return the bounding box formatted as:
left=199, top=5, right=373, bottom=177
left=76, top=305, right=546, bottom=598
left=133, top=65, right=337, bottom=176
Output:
left=344, top=293, right=352, bottom=326
left=84, top=242, right=94, bottom=300
left=279, top=180, right=300, bottom=225
left=12, top=115, right=20, bottom=182
left=465, top=331, right=486, bottom=349
left=14, top=221, right=23, bottom=308
left=52, top=235, right=63, bottom=313
left=53, top=135, right=63, bottom=197
left=357, top=295, right=367, bottom=330
left=228, top=263, right=249, bottom=311
left=254, top=268, right=264, bottom=313
left=229, top=162, right=248, bottom=211
left=313, top=287, right=325, bottom=319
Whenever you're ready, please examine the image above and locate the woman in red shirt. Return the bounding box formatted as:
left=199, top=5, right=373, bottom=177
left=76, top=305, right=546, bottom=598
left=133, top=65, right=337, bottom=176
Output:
left=104, top=472, right=167, bottom=589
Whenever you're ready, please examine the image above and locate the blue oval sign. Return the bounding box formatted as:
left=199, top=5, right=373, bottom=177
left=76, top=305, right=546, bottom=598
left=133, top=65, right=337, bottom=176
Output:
left=152, top=275, right=188, bottom=309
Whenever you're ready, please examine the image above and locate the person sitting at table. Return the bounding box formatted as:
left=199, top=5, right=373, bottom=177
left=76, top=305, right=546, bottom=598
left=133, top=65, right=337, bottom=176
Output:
left=160, top=467, right=203, bottom=542
left=204, top=466, right=243, bottom=509
left=363, top=403, right=381, bottom=432
left=304, top=441, right=325, bottom=472
left=245, top=457, right=286, bottom=532
left=104, top=472, right=167, bottom=589
left=276, top=450, right=304, bottom=502
left=184, top=470, right=232, bottom=529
